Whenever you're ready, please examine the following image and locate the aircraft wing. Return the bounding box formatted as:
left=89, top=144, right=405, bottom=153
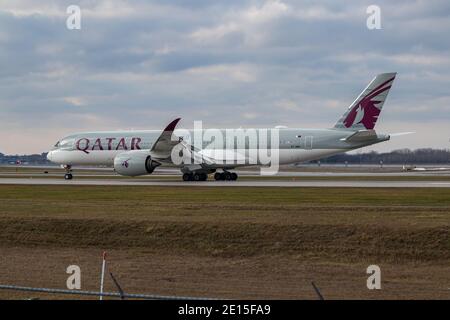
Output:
left=177, top=140, right=250, bottom=172
left=149, top=119, right=250, bottom=170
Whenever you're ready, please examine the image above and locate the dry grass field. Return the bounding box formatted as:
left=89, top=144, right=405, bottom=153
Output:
left=0, top=185, right=449, bottom=299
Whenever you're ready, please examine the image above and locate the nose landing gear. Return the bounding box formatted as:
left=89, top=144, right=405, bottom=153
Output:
left=63, top=165, right=73, bottom=180
left=64, top=173, right=73, bottom=180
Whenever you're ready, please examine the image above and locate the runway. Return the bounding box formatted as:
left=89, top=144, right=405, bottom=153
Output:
left=1, top=177, right=450, bottom=188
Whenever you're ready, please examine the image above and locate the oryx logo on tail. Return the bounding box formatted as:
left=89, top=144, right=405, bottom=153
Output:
left=335, top=73, right=396, bottom=130
left=343, top=76, right=394, bottom=129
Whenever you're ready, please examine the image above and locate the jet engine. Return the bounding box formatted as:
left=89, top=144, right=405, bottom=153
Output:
left=114, top=150, right=160, bottom=176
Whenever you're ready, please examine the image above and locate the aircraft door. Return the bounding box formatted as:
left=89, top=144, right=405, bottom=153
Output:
left=303, top=136, right=313, bottom=150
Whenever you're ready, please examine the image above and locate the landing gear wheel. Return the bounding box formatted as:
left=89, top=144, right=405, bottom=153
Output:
left=214, top=171, right=237, bottom=181
left=193, top=173, right=201, bottom=181
left=182, top=173, right=192, bottom=181
left=200, top=173, right=208, bottom=181
left=62, top=165, right=72, bottom=180
left=64, top=173, right=73, bottom=180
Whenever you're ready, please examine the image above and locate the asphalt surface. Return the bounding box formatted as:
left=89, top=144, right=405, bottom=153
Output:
left=1, top=177, right=450, bottom=188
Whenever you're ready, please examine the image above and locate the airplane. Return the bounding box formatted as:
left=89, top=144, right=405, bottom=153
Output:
left=47, top=72, right=401, bottom=181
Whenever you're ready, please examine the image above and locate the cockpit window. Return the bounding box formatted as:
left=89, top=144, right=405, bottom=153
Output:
left=53, top=137, right=75, bottom=150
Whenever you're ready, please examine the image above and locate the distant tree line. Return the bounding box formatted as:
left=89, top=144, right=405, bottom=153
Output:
left=0, top=152, right=50, bottom=165
left=1, top=149, right=450, bottom=165
left=315, top=148, right=450, bottom=165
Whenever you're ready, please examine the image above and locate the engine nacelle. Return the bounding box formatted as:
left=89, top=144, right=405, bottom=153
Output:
left=114, top=151, right=160, bottom=176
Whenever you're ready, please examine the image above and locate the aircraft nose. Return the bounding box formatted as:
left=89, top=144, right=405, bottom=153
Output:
left=47, top=151, right=53, bottom=161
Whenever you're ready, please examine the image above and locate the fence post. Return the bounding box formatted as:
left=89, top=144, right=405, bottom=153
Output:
left=100, top=251, right=107, bottom=300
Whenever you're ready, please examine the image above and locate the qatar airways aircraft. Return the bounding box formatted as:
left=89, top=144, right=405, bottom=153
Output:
left=47, top=73, right=403, bottom=181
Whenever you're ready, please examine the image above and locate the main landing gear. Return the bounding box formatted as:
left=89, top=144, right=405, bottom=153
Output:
left=181, top=171, right=239, bottom=181
left=214, top=171, right=238, bottom=181
left=63, top=165, right=73, bottom=180
left=182, top=172, right=208, bottom=181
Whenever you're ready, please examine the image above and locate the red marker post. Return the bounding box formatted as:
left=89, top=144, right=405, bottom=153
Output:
left=100, top=251, right=107, bottom=300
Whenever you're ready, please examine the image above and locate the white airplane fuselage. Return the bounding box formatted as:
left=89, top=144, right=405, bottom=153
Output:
left=47, top=128, right=389, bottom=167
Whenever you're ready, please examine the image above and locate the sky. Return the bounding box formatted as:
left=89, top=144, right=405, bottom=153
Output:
left=0, top=0, right=449, bottom=154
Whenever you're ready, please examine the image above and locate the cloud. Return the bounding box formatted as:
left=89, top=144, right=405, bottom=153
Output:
left=185, top=64, right=258, bottom=82
left=0, top=0, right=449, bottom=154
left=63, top=96, right=86, bottom=107
left=190, top=0, right=290, bottom=46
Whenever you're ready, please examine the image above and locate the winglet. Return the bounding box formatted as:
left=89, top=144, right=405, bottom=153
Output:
left=151, top=118, right=181, bottom=154
left=163, top=118, right=181, bottom=132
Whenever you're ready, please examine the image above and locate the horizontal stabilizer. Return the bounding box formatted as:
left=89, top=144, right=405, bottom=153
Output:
left=340, top=130, right=378, bottom=142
